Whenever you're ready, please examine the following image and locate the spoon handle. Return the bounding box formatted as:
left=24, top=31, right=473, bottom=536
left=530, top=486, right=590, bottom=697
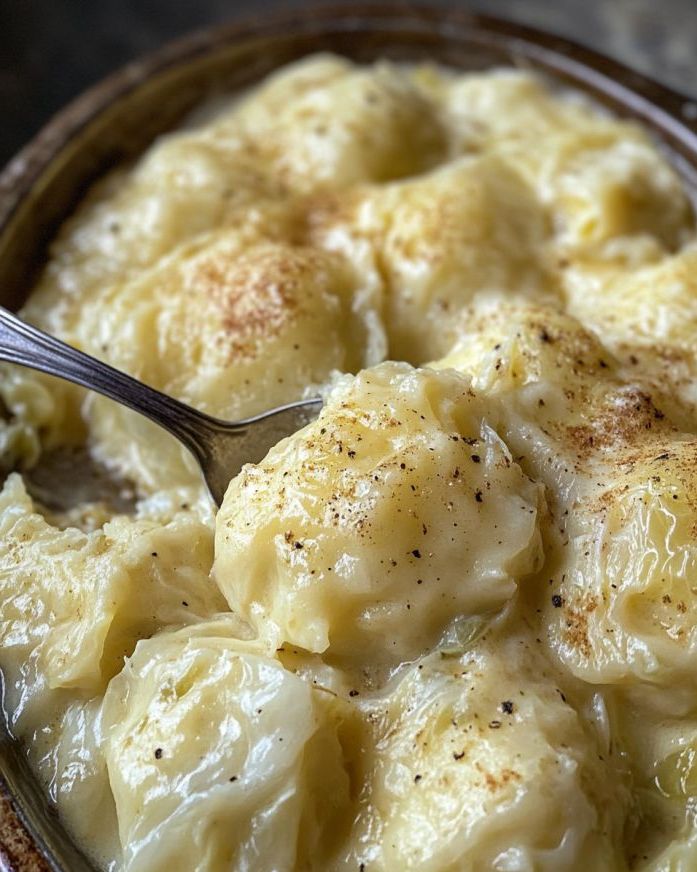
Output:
left=0, top=306, right=232, bottom=464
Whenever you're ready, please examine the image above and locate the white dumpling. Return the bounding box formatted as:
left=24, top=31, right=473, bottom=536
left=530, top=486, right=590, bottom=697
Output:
left=30, top=699, right=121, bottom=871
left=101, top=620, right=351, bottom=872
left=543, top=438, right=697, bottom=688
left=336, top=632, right=631, bottom=871
left=72, top=235, right=384, bottom=493
left=443, top=69, right=692, bottom=255
left=215, top=362, right=543, bottom=674
left=25, top=133, right=293, bottom=329
left=0, top=474, right=225, bottom=730
left=310, top=154, right=557, bottom=363
left=563, top=245, right=697, bottom=424
left=435, top=303, right=697, bottom=691
left=606, top=694, right=697, bottom=868
left=223, top=54, right=448, bottom=192
left=433, top=302, right=677, bottom=506
left=0, top=364, right=84, bottom=470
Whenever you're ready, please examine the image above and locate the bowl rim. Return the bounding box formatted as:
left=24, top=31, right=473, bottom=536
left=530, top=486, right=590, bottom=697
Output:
left=2, top=2, right=697, bottom=313
left=1, top=3, right=697, bottom=870
left=2, top=2, right=697, bottom=239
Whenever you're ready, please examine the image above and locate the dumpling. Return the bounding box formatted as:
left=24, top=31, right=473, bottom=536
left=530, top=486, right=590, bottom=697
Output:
left=223, top=54, right=448, bottom=192
left=309, top=154, right=557, bottom=363
left=641, top=719, right=697, bottom=870
left=30, top=699, right=121, bottom=871
left=336, top=631, right=632, bottom=871
left=18, top=121, right=303, bottom=481
left=443, top=69, right=692, bottom=255
left=0, top=363, right=84, bottom=470
left=433, top=302, right=678, bottom=505
left=101, top=620, right=352, bottom=872
left=443, top=68, right=599, bottom=154
left=73, top=235, right=385, bottom=493
left=546, top=136, right=691, bottom=253
left=543, top=438, right=697, bottom=688
left=214, top=362, right=543, bottom=674
left=78, top=235, right=383, bottom=411
left=606, top=694, right=697, bottom=868
left=434, top=303, right=697, bottom=691
left=644, top=832, right=697, bottom=872
left=0, top=473, right=225, bottom=730
left=564, top=246, right=697, bottom=424
left=25, top=133, right=293, bottom=330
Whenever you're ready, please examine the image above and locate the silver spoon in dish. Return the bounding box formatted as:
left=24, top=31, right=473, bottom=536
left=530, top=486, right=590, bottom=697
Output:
left=0, top=307, right=323, bottom=506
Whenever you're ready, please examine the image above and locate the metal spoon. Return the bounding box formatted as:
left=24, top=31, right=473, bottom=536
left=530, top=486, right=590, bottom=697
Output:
left=0, top=307, right=322, bottom=505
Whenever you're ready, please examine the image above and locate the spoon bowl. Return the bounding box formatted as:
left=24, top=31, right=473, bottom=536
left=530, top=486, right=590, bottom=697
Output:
left=0, top=306, right=323, bottom=505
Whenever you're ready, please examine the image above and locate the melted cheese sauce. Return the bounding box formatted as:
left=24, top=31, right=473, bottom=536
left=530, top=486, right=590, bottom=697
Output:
left=1, top=54, right=697, bottom=871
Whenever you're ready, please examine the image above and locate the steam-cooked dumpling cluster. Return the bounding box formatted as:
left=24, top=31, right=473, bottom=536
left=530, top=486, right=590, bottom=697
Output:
left=1, top=52, right=696, bottom=872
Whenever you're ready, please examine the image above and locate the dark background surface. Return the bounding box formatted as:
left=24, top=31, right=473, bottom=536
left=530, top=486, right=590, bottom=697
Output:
left=1, top=0, right=697, bottom=167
